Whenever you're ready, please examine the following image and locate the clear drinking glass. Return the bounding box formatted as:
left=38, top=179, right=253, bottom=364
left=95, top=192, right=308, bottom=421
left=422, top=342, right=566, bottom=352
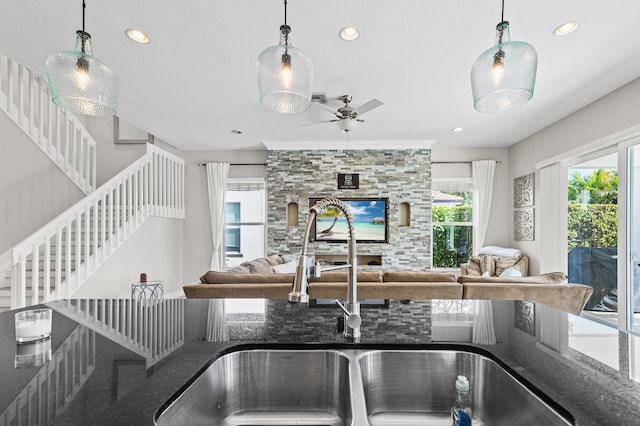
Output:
left=14, top=309, right=52, bottom=343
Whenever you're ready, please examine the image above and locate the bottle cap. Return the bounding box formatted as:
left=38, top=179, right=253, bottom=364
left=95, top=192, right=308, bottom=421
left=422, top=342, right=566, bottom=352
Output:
left=455, top=375, right=470, bottom=392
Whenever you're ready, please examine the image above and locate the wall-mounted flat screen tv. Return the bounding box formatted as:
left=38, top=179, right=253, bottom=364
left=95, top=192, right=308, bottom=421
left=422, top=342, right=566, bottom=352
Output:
left=309, top=198, right=389, bottom=243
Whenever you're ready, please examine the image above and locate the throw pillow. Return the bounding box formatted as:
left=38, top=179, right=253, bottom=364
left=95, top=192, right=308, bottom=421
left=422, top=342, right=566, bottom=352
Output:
left=265, top=254, right=283, bottom=266
left=480, top=255, right=496, bottom=276
left=272, top=260, right=297, bottom=274
left=499, top=268, right=522, bottom=278
left=244, top=257, right=274, bottom=274
left=223, top=264, right=251, bottom=274
left=465, top=258, right=482, bottom=276
left=495, top=255, right=523, bottom=276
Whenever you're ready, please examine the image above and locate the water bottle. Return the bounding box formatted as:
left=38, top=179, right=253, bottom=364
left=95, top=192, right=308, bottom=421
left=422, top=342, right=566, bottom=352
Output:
left=451, top=375, right=472, bottom=426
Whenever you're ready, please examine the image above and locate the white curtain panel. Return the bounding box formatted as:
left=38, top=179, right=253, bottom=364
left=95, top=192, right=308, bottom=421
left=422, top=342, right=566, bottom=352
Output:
left=205, top=163, right=230, bottom=342
left=472, top=159, right=496, bottom=250
left=206, top=299, right=228, bottom=342
left=472, top=160, right=497, bottom=345
left=206, top=162, right=230, bottom=271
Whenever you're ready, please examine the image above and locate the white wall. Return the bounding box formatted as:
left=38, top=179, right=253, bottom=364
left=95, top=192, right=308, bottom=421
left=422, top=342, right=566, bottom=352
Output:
left=509, top=77, right=640, bottom=274
left=0, top=112, right=84, bottom=253
left=181, top=150, right=267, bottom=285
left=83, top=116, right=147, bottom=186
left=431, top=147, right=510, bottom=249
left=72, top=216, right=184, bottom=298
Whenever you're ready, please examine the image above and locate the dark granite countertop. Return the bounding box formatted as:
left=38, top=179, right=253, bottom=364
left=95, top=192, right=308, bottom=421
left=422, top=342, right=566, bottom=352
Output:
left=0, top=298, right=638, bottom=425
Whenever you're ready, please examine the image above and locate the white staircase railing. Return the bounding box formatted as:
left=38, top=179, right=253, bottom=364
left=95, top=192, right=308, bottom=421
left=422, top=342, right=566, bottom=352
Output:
left=2, top=143, right=184, bottom=310
left=49, top=298, right=185, bottom=368
left=0, top=54, right=96, bottom=194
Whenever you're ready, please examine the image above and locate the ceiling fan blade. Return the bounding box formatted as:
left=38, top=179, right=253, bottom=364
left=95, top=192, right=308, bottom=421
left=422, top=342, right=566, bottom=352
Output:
left=301, top=119, right=338, bottom=127
left=353, top=98, right=383, bottom=116
left=313, top=102, right=339, bottom=116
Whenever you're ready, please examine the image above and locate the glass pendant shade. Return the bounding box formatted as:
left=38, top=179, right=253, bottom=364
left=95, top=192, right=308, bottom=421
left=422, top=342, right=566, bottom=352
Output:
left=46, top=30, right=118, bottom=116
left=257, top=25, right=313, bottom=114
left=471, top=22, right=537, bottom=113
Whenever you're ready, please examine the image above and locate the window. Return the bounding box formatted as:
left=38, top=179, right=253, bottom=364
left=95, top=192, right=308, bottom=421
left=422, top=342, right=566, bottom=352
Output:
left=224, top=178, right=267, bottom=315
left=224, top=179, right=266, bottom=267
left=431, top=180, right=473, bottom=268
left=225, top=203, right=241, bottom=254
left=567, top=152, right=618, bottom=320
left=226, top=202, right=240, bottom=222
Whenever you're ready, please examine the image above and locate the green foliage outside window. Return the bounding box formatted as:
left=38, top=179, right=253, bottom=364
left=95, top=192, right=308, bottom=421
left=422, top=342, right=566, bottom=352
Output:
left=567, top=168, right=618, bottom=252
left=432, top=205, right=473, bottom=267
left=568, top=168, right=618, bottom=204
left=567, top=204, right=618, bottom=251
left=432, top=204, right=472, bottom=222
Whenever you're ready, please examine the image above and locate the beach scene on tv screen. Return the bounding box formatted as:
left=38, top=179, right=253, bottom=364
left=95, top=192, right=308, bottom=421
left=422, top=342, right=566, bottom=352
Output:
left=314, top=199, right=386, bottom=241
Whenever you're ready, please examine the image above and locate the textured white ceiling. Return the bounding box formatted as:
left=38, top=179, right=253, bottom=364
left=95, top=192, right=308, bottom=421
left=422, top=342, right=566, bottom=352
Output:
left=2, top=0, right=640, bottom=151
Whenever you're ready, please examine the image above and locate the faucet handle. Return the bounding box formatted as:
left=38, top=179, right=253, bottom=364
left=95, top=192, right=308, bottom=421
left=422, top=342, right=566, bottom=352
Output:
left=346, top=312, right=362, bottom=329
left=334, top=299, right=362, bottom=329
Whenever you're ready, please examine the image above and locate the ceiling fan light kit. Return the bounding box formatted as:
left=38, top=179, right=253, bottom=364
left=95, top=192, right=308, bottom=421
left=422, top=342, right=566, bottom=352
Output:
left=46, top=0, right=118, bottom=116
left=470, top=0, right=537, bottom=113
left=312, top=95, right=383, bottom=133
left=257, top=0, right=313, bottom=114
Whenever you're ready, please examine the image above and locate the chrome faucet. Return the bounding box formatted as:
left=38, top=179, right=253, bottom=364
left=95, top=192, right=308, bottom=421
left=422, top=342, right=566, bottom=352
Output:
left=288, top=198, right=361, bottom=340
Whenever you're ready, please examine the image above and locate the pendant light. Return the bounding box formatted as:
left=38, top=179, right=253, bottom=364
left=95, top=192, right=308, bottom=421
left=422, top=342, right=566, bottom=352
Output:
left=46, top=0, right=118, bottom=116
left=470, top=0, right=537, bottom=113
left=257, top=0, right=313, bottom=114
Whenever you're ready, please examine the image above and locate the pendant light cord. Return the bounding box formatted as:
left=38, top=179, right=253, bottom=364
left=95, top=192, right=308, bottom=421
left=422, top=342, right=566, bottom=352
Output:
left=282, top=0, right=289, bottom=50
left=284, top=0, right=287, bottom=25
left=79, top=0, right=88, bottom=54
left=501, top=0, right=504, bottom=23
left=82, top=0, right=86, bottom=33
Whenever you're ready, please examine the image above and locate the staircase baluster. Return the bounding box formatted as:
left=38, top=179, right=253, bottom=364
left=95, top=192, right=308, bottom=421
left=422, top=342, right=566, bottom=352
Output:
left=31, top=243, right=39, bottom=306
left=44, top=234, right=51, bottom=301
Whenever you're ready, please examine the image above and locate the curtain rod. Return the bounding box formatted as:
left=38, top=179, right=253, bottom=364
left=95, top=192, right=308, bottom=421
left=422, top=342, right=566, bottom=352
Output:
left=199, top=163, right=267, bottom=166
left=432, top=160, right=502, bottom=164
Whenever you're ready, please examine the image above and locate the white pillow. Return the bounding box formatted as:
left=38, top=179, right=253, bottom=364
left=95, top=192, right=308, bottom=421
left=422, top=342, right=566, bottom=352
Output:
left=478, top=246, right=522, bottom=257
left=272, top=260, right=297, bottom=273
left=499, top=268, right=522, bottom=278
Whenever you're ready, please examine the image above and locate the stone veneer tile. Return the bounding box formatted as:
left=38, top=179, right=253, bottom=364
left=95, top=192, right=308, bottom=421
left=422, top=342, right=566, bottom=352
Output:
left=267, top=149, right=432, bottom=270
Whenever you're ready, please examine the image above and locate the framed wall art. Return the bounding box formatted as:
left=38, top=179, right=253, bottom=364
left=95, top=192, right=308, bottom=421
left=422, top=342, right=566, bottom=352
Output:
left=514, top=207, right=534, bottom=241
left=514, top=173, right=534, bottom=208
left=514, top=300, right=535, bottom=336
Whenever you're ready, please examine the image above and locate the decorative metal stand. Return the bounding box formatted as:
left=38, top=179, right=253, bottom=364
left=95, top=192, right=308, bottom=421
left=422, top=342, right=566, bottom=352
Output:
left=131, top=281, right=164, bottom=302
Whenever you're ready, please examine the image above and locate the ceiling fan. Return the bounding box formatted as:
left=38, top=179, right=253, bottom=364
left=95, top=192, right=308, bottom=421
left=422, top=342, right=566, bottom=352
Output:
left=311, top=95, right=383, bottom=132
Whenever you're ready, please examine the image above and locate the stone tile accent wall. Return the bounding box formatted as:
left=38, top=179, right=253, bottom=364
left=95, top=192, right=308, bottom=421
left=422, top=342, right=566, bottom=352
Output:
left=262, top=299, right=433, bottom=342
left=267, top=149, right=432, bottom=270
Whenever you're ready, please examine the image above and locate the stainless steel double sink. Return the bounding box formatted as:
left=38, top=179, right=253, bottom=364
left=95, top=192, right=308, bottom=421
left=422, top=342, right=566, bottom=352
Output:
left=155, top=345, right=575, bottom=426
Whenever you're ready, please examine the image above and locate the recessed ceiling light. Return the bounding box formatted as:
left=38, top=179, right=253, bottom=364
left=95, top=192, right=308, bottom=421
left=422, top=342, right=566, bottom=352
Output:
left=553, top=21, right=579, bottom=36
left=339, top=27, right=360, bottom=41
left=452, top=127, right=464, bottom=133
left=230, top=130, right=242, bottom=135
left=125, top=28, right=150, bottom=44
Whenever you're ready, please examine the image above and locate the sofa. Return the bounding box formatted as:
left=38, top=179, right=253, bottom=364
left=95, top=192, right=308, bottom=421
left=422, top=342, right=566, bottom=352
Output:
left=182, top=255, right=594, bottom=315
left=183, top=270, right=463, bottom=300
left=458, top=272, right=593, bottom=314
